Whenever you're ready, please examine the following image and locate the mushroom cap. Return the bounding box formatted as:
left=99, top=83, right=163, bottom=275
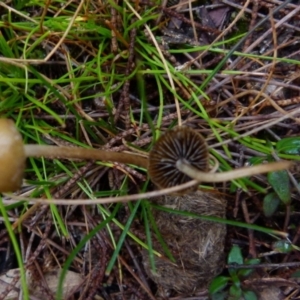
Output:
left=148, top=127, right=209, bottom=190
left=0, top=119, right=25, bottom=192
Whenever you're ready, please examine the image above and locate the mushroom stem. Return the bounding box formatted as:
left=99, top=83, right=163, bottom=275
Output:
left=176, top=159, right=292, bottom=183
left=0, top=119, right=293, bottom=193
left=24, top=145, right=149, bottom=169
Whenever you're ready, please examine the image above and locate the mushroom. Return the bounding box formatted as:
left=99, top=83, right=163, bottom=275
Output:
left=148, top=126, right=292, bottom=189
left=148, top=126, right=209, bottom=192
left=0, top=119, right=292, bottom=192
left=0, top=119, right=26, bottom=192
left=0, top=118, right=147, bottom=192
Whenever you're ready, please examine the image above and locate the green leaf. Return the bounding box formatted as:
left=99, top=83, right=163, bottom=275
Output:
left=229, top=284, right=242, bottom=300
left=268, top=170, right=291, bottom=204
left=263, top=192, right=280, bottom=217
left=237, top=268, right=254, bottom=278
left=209, top=276, right=230, bottom=294
left=237, top=269, right=254, bottom=278
left=0, top=32, right=14, bottom=57
left=243, top=290, right=258, bottom=300
left=237, top=258, right=260, bottom=278
left=228, top=245, right=244, bottom=277
left=228, top=245, right=244, bottom=265
left=276, top=137, right=300, bottom=154
left=230, top=272, right=241, bottom=285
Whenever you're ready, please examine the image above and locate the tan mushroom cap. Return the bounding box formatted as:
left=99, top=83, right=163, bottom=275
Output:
left=0, top=119, right=25, bottom=192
